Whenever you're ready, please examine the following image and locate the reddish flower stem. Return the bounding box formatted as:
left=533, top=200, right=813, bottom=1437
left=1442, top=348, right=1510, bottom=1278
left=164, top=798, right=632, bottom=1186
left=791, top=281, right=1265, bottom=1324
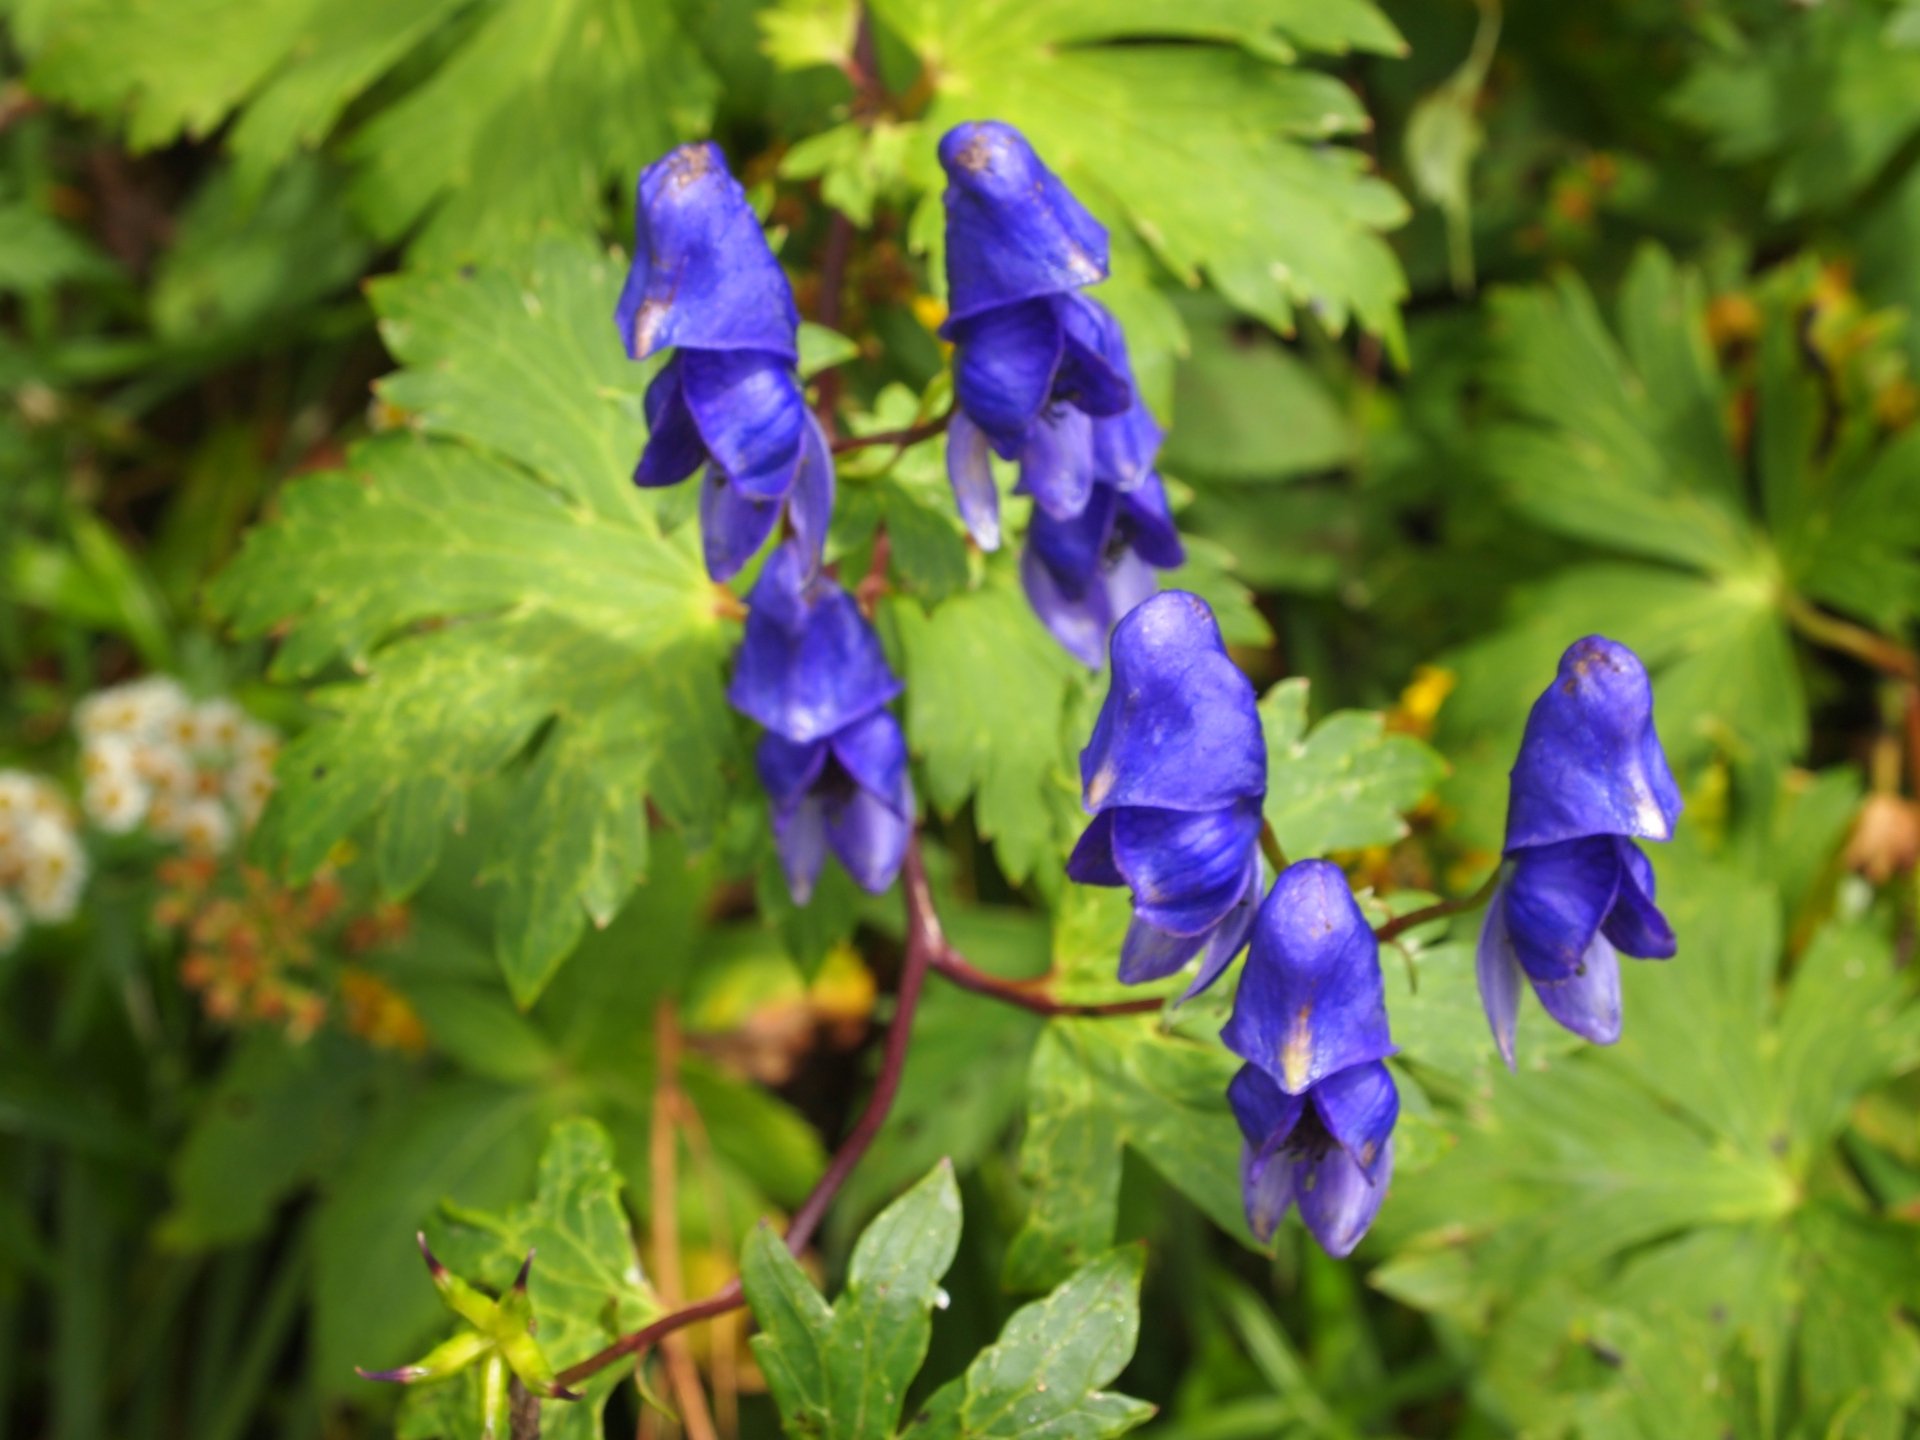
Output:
left=927, top=947, right=1165, bottom=1017
left=555, top=836, right=944, bottom=1389
left=811, top=212, right=857, bottom=439
left=1372, top=869, right=1502, bottom=944
left=829, top=410, right=951, bottom=455
left=808, top=7, right=878, bottom=441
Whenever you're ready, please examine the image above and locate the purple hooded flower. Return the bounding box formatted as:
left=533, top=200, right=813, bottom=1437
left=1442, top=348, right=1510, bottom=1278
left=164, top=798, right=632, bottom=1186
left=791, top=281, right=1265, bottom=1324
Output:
left=1221, top=860, right=1399, bottom=1257
left=615, top=143, right=832, bottom=581
left=1476, top=636, right=1682, bottom=1066
left=1067, top=592, right=1265, bottom=992
left=1229, top=1060, right=1397, bottom=1258
left=729, top=544, right=911, bottom=902
left=938, top=123, right=1132, bottom=548
left=757, top=711, right=912, bottom=905
left=1020, top=382, right=1186, bottom=667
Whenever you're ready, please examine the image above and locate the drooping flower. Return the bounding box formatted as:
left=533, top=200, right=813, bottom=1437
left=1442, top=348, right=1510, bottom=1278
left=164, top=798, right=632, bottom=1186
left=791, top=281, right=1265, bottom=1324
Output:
left=1067, top=592, right=1265, bottom=991
left=728, top=544, right=912, bottom=903
left=938, top=122, right=1132, bottom=549
left=1221, top=860, right=1398, bottom=1257
left=1476, top=636, right=1682, bottom=1066
left=1229, top=1060, right=1397, bottom=1258
left=1021, top=389, right=1186, bottom=667
left=615, top=142, right=832, bottom=581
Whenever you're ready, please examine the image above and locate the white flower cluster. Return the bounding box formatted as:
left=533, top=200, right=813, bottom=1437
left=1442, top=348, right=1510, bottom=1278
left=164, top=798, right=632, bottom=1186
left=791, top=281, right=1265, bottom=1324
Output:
left=74, top=676, right=278, bottom=856
left=0, top=772, right=88, bottom=954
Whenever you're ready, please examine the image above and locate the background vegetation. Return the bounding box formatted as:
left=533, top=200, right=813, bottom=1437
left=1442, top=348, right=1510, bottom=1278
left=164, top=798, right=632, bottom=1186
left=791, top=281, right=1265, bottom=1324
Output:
left=2, top=0, right=1918, bottom=1436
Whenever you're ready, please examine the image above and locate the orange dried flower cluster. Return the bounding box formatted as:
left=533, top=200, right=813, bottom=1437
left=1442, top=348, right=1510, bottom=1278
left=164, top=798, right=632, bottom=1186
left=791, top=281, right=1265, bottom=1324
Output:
left=157, top=857, right=423, bottom=1050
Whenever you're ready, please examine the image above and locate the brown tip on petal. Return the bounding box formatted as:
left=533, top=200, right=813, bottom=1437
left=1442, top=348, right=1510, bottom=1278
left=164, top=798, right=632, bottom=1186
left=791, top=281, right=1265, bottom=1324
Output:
left=547, top=1384, right=585, bottom=1403
left=416, top=1231, right=447, bottom=1279
left=356, top=1365, right=426, bottom=1384
left=513, top=1249, right=535, bottom=1292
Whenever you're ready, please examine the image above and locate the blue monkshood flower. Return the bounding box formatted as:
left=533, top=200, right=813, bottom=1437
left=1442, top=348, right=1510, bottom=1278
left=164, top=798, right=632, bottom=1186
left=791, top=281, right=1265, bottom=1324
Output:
left=614, top=142, right=832, bottom=582
left=1476, top=636, right=1683, bottom=1066
left=757, top=711, right=913, bottom=904
left=728, top=544, right=911, bottom=903
left=1021, top=370, right=1187, bottom=666
left=1067, top=592, right=1266, bottom=991
left=1221, top=860, right=1399, bottom=1256
left=1222, top=861, right=1395, bottom=1094
left=937, top=122, right=1133, bottom=548
left=1228, top=1061, right=1397, bottom=1258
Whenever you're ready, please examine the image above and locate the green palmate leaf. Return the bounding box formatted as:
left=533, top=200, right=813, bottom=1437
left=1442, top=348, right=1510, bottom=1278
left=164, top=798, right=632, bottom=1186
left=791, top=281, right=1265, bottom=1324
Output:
left=1763, top=276, right=1920, bottom=631
left=213, top=242, right=734, bottom=1004
left=342, top=0, right=712, bottom=263
left=1486, top=244, right=1920, bottom=633
left=8, top=0, right=334, bottom=151
left=398, top=1118, right=659, bottom=1440
left=372, top=848, right=829, bottom=1215
left=743, top=1161, right=963, bottom=1439
left=1438, top=245, right=1920, bottom=826
left=1669, top=0, right=1920, bottom=220
left=1259, top=678, right=1445, bottom=860
left=1375, top=845, right=1920, bottom=1436
left=1790, top=427, right=1920, bottom=634
left=905, top=1248, right=1154, bottom=1440
left=1484, top=253, right=1756, bottom=572
left=1859, top=155, right=1920, bottom=373
left=870, top=0, right=1409, bottom=368
left=742, top=1166, right=1151, bottom=1440
left=370, top=242, right=654, bottom=524
left=1005, top=891, right=1246, bottom=1291
left=11, top=0, right=716, bottom=263
left=1789, top=1203, right=1920, bottom=1431
left=888, top=571, right=1092, bottom=886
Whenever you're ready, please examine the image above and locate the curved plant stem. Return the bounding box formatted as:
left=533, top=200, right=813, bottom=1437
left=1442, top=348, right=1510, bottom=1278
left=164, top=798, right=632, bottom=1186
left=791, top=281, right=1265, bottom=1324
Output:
left=829, top=411, right=951, bottom=455
left=808, top=6, right=879, bottom=441
left=554, top=835, right=942, bottom=1389
left=811, top=210, right=857, bottom=438
left=1782, top=591, right=1920, bottom=683
left=1258, top=821, right=1288, bottom=874
left=1372, top=869, right=1501, bottom=944
left=927, top=947, right=1165, bottom=1018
